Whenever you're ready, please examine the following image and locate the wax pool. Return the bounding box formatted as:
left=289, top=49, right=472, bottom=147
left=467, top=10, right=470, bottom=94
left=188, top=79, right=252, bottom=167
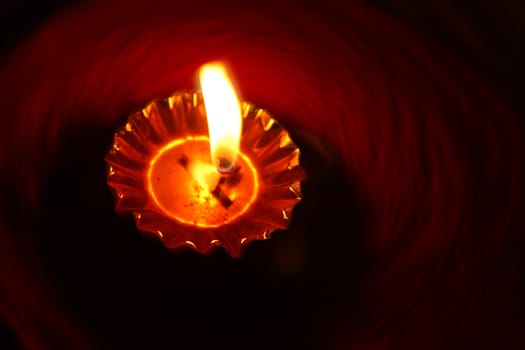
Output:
left=147, top=136, right=258, bottom=227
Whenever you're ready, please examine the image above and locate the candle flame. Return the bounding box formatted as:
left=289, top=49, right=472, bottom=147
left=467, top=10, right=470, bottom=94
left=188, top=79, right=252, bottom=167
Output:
left=199, top=63, right=242, bottom=173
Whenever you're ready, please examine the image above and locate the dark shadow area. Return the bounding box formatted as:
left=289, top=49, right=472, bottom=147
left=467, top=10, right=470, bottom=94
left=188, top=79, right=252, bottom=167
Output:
left=0, top=0, right=70, bottom=58
left=30, top=120, right=364, bottom=349
left=0, top=322, right=22, bottom=350
left=372, top=0, right=525, bottom=114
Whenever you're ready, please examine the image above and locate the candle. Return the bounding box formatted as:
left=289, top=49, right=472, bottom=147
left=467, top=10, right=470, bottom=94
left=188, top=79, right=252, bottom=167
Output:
left=106, top=62, right=305, bottom=257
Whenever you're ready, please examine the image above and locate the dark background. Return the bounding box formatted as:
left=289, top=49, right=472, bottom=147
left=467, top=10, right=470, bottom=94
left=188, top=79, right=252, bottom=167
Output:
left=2, top=0, right=523, bottom=110
left=1, top=0, right=524, bottom=349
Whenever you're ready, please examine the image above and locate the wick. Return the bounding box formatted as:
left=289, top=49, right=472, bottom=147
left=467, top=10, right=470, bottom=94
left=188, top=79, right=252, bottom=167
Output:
left=216, top=157, right=240, bottom=174
left=211, top=177, right=233, bottom=208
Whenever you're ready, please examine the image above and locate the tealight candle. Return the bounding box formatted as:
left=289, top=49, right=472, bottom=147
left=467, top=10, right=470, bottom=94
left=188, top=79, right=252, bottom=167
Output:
left=106, top=62, right=305, bottom=257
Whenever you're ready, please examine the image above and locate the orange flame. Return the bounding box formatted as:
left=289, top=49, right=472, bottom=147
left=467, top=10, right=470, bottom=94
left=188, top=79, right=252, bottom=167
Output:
left=199, top=63, right=242, bottom=173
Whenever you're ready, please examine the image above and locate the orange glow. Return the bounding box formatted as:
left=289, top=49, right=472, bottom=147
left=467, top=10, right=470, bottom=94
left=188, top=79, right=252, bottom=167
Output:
left=146, top=136, right=259, bottom=228
left=187, top=160, right=221, bottom=192
left=107, top=90, right=304, bottom=256
left=199, top=63, right=242, bottom=173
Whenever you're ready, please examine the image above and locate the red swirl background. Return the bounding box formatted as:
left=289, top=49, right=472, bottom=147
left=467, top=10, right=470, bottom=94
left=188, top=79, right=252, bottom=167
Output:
left=1, top=0, right=524, bottom=349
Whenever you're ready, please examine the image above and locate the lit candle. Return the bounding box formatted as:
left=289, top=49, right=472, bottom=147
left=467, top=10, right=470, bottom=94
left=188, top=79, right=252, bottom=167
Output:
left=106, top=62, right=305, bottom=257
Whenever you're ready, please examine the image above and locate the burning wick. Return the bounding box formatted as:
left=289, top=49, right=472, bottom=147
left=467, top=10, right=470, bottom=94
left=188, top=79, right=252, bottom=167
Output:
left=216, top=157, right=239, bottom=174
